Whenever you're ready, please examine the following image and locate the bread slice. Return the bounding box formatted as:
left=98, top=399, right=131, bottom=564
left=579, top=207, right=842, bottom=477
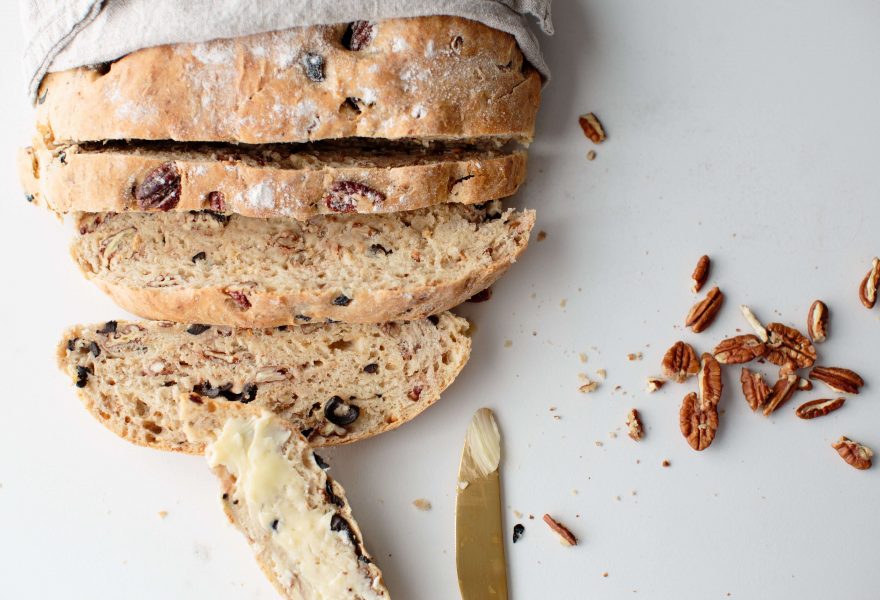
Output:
left=180, top=396, right=389, bottom=599
left=71, top=202, right=535, bottom=326
left=58, top=313, right=470, bottom=453
left=19, top=140, right=526, bottom=219
left=35, top=17, right=541, bottom=146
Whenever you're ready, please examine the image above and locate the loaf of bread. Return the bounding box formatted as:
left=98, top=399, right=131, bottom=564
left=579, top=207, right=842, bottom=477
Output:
left=180, top=396, right=389, bottom=599
left=71, top=202, right=534, bottom=326
left=36, top=17, right=541, bottom=146
left=58, top=313, right=470, bottom=453
left=18, top=140, right=525, bottom=219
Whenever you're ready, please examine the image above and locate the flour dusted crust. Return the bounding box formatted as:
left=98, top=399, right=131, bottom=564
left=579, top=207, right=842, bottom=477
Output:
left=36, top=17, right=541, bottom=145
left=58, top=314, right=470, bottom=453
left=71, top=202, right=535, bottom=326
left=180, top=399, right=389, bottom=599
left=19, top=141, right=526, bottom=219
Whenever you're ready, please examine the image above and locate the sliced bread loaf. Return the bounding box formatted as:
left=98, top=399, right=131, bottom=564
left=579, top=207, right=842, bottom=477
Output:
left=58, top=313, right=470, bottom=453
left=180, top=396, right=389, bottom=599
left=71, top=202, right=535, bottom=326
left=36, top=17, right=541, bottom=146
left=19, top=140, right=525, bottom=219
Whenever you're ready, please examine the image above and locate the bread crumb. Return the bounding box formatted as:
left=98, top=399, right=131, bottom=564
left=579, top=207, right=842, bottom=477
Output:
left=560, top=298, right=567, bottom=308
left=579, top=353, right=588, bottom=363
left=587, top=150, right=597, bottom=161
left=514, top=510, right=524, bottom=519
left=579, top=379, right=599, bottom=393
left=603, top=572, right=609, bottom=578
left=596, top=368, right=607, bottom=380
left=594, top=441, right=604, bottom=447
left=412, top=499, right=432, bottom=511
left=662, top=459, right=671, bottom=468
left=537, top=230, right=547, bottom=242
left=158, top=511, right=168, bottom=519
left=504, top=339, right=513, bottom=348
left=627, top=352, right=643, bottom=361
left=645, top=377, right=665, bottom=392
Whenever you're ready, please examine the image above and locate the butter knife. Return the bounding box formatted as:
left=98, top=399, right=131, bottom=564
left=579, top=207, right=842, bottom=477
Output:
left=455, top=408, right=508, bottom=599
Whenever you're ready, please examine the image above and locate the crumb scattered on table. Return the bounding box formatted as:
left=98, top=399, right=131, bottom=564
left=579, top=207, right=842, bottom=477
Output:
left=412, top=499, right=432, bottom=511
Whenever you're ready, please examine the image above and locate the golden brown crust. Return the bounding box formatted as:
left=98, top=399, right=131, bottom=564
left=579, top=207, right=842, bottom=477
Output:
left=21, top=142, right=526, bottom=219
left=36, top=17, right=541, bottom=145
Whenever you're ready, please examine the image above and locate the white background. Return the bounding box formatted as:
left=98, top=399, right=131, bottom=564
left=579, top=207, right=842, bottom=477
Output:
left=2, top=1, right=879, bottom=598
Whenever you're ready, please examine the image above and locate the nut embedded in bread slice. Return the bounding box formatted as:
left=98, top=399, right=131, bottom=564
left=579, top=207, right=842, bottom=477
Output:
left=57, top=314, right=471, bottom=453
left=70, top=202, right=535, bottom=326
left=180, top=396, right=389, bottom=599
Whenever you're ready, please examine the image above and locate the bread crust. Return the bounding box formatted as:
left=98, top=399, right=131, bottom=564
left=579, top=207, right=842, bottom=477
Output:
left=36, top=17, right=541, bottom=145
left=20, top=143, right=526, bottom=219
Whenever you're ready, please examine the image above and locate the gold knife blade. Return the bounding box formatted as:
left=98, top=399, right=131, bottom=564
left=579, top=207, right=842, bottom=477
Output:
left=456, top=408, right=508, bottom=600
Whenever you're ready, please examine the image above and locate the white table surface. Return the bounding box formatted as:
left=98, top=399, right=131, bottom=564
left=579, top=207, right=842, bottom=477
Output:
left=2, top=2, right=879, bottom=598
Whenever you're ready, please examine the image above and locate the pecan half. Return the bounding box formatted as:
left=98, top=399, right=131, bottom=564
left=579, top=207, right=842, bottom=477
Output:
left=691, top=255, right=710, bottom=293
left=698, top=353, right=723, bottom=407
left=806, top=300, right=829, bottom=343
left=740, top=368, right=771, bottom=411
left=714, top=334, right=766, bottom=365
left=765, top=323, right=817, bottom=369
left=136, top=162, right=181, bottom=211
left=626, top=409, right=644, bottom=441
left=578, top=113, right=606, bottom=144
left=739, top=305, right=769, bottom=342
left=795, top=398, right=845, bottom=419
left=809, top=366, right=864, bottom=394
left=858, top=257, right=880, bottom=309
left=762, top=373, right=799, bottom=416
left=685, top=287, right=723, bottom=333
left=661, top=341, right=700, bottom=383
left=679, top=391, right=718, bottom=451
left=832, top=437, right=873, bottom=470
left=543, top=514, right=578, bottom=546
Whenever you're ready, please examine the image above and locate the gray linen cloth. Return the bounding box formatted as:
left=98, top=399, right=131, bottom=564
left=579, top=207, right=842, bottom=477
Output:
left=21, top=0, right=552, bottom=101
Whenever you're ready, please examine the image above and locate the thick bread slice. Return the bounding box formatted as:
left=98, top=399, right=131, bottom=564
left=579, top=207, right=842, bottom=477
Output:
left=35, top=17, right=541, bottom=146
left=180, top=397, right=389, bottom=599
left=58, top=314, right=470, bottom=453
left=72, top=202, right=535, bottom=326
left=19, top=141, right=525, bottom=219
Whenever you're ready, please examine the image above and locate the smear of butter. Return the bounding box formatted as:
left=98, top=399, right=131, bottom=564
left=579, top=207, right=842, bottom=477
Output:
left=460, top=408, right=501, bottom=483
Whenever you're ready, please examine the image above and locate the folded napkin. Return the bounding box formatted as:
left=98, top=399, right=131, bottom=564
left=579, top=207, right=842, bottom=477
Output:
left=21, top=0, right=552, bottom=101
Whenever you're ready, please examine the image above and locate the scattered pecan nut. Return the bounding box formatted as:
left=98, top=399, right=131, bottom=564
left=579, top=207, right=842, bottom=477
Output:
left=832, top=436, right=873, bottom=470
left=343, top=21, right=375, bottom=51
left=626, top=409, right=644, bottom=441
left=713, top=334, right=766, bottom=365
left=543, top=514, right=578, bottom=546
left=765, top=323, right=817, bottom=369
left=808, top=366, right=864, bottom=394
left=685, top=287, right=723, bottom=333
left=858, top=257, right=880, bottom=309
left=762, top=373, right=799, bottom=416
left=739, top=305, right=769, bottom=342
left=661, top=341, right=700, bottom=383
left=679, top=391, right=718, bottom=451
left=691, top=255, right=710, bottom=293
left=806, top=300, right=829, bottom=343
left=578, top=112, right=606, bottom=144
left=698, top=353, right=723, bottom=407
left=795, top=398, right=845, bottom=419
left=740, top=368, right=771, bottom=411
left=136, top=162, right=181, bottom=211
